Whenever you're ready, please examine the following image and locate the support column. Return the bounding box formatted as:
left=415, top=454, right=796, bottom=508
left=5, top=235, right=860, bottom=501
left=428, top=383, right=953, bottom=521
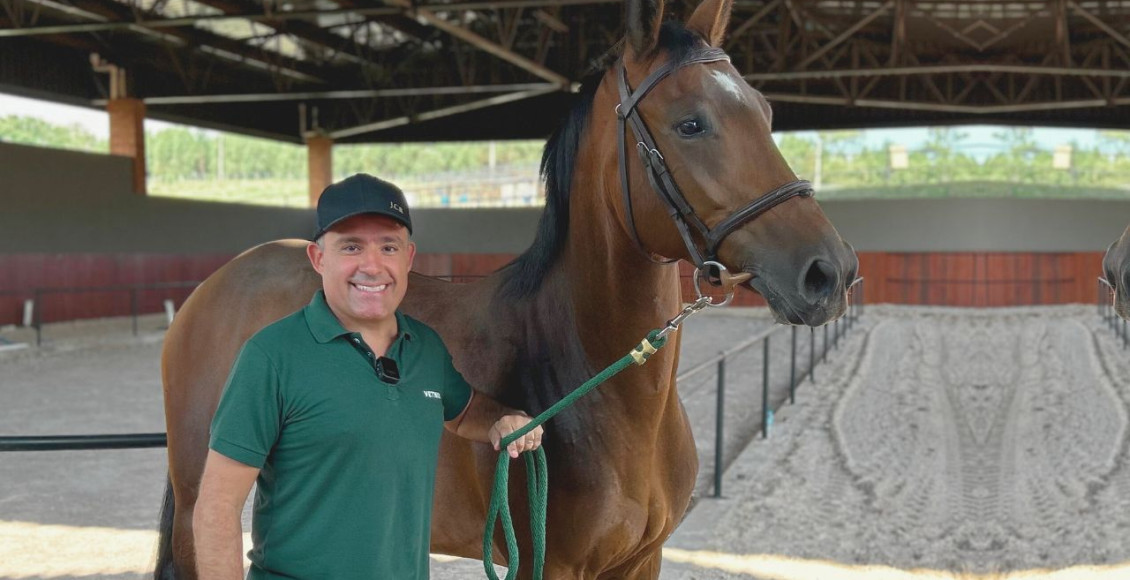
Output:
left=307, top=135, right=333, bottom=206
left=108, top=98, right=147, bottom=195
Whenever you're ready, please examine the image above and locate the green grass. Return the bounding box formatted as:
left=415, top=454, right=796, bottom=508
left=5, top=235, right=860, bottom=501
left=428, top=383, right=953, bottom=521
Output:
left=149, top=179, right=309, bottom=207
left=817, top=181, right=1130, bottom=200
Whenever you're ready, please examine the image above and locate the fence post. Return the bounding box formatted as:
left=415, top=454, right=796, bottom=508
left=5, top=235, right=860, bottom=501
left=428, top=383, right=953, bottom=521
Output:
left=789, top=326, right=797, bottom=405
left=164, top=299, right=176, bottom=326
left=34, top=289, right=42, bottom=347
left=762, top=337, right=770, bottom=439
left=1098, top=279, right=1104, bottom=317
left=130, top=289, right=139, bottom=336
left=714, top=354, right=725, bottom=499
left=823, top=324, right=829, bottom=362
left=809, top=327, right=816, bottom=383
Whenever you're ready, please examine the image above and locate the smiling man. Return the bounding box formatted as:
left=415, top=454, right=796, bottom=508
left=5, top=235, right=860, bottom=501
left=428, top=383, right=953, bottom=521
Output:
left=192, top=174, right=543, bottom=580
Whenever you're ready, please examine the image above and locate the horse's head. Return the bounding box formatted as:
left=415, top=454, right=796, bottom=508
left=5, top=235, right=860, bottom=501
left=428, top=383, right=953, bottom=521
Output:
left=1104, top=226, right=1130, bottom=320
left=600, top=0, right=857, bottom=326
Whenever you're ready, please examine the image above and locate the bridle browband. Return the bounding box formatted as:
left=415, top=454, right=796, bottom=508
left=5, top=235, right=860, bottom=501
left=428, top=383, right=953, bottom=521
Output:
left=616, top=46, right=815, bottom=270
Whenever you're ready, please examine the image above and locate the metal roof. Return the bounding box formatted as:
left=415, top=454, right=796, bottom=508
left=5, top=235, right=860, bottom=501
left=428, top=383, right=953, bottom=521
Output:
left=2, top=0, right=1129, bottom=142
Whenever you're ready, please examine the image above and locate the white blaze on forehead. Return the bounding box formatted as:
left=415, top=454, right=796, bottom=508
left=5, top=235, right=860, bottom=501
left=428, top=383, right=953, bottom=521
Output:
left=709, top=70, right=749, bottom=104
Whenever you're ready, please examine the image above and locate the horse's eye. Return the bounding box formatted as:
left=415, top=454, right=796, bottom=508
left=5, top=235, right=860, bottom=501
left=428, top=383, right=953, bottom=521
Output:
left=676, top=119, right=706, bottom=137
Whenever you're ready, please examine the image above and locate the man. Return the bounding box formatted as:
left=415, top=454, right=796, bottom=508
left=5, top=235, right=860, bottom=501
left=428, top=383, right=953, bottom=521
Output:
left=193, top=173, right=544, bottom=579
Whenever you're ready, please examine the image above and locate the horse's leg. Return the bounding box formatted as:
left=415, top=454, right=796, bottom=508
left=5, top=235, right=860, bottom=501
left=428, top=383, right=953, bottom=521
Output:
left=163, top=324, right=231, bottom=580
left=598, top=547, right=665, bottom=580
left=153, top=477, right=176, bottom=579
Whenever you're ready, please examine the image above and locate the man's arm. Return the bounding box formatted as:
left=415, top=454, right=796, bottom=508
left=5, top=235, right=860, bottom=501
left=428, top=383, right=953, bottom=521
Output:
left=445, top=391, right=544, bottom=458
left=194, top=450, right=260, bottom=580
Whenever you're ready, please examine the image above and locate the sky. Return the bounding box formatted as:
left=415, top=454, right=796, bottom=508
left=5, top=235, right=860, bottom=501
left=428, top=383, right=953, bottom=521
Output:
left=0, top=91, right=1115, bottom=157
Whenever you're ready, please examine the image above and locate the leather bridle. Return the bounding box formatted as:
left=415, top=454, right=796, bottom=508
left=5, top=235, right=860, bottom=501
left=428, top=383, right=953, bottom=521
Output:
left=616, top=46, right=815, bottom=271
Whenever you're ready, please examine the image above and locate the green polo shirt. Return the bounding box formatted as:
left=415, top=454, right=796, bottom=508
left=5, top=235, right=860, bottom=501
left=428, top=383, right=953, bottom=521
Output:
left=209, top=290, right=472, bottom=580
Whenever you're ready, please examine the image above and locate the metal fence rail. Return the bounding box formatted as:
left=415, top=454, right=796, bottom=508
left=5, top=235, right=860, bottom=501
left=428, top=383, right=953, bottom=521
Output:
left=1098, top=277, right=1128, bottom=348
left=25, top=281, right=202, bottom=346
left=0, top=433, right=167, bottom=452
left=0, top=278, right=868, bottom=504
left=676, top=279, right=866, bottom=498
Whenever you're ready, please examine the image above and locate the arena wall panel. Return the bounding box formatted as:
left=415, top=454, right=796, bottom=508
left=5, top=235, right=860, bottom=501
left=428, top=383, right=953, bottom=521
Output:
left=3, top=251, right=1106, bottom=327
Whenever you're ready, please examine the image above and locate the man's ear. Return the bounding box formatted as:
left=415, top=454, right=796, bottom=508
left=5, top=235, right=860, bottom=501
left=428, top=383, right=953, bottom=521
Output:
left=406, top=241, right=417, bottom=272
left=307, top=241, right=324, bottom=275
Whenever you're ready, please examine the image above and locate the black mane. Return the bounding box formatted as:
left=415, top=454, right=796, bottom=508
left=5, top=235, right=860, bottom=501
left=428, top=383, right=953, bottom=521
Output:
left=498, top=22, right=703, bottom=300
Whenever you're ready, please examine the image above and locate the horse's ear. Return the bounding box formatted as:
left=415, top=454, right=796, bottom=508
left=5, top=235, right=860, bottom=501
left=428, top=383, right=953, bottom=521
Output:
left=626, top=0, right=664, bottom=57
left=686, top=0, right=733, bottom=47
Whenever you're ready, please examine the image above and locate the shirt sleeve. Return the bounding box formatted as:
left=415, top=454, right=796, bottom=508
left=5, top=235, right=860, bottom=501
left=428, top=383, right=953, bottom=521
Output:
left=440, top=348, right=473, bottom=422
left=209, top=340, right=283, bottom=468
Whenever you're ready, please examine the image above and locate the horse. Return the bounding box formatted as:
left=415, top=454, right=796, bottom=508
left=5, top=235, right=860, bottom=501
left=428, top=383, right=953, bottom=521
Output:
left=1104, top=225, right=1130, bottom=320
left=153, top=0, right=859, bottom=577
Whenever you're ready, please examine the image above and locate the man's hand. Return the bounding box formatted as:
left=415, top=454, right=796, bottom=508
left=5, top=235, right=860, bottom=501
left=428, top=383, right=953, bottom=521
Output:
left=489, top=413, right=544, bottom=459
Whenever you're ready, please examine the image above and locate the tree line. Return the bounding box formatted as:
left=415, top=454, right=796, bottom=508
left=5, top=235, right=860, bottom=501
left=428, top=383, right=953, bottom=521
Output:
left=3, top=115, right=1128, bottom=191
left=777, top=127, right=1130, bottom=191
left=0, top=115, right=543, bottom=181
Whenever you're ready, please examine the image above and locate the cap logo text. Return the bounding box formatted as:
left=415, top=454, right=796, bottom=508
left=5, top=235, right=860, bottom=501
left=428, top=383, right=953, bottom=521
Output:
left=390, top=202, right=404, bottom=214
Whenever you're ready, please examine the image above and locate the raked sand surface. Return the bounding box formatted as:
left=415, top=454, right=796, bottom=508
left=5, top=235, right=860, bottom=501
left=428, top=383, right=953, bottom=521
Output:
left=4, top=306, right=1129, bottom=579
left=664, top=305, right=1130, bottom=580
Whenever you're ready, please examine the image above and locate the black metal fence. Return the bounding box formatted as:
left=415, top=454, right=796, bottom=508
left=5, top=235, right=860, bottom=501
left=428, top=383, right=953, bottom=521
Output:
left=676, top=279, right=865, bottom=498
left=19, top=281, right=202, bottom=346
left=1098, top=277, right=1128, bottom=348
left=0, top=278, right=868, bottom=503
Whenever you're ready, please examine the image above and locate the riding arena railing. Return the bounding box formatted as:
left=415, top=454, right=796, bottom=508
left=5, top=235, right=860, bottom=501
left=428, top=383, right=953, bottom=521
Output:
left=2, top=281, right=203, bottom=346
left=1098, top=277, right=1128, bottom=349
left=677, top=278, right=865, bottom=498
left=0, top=279, right=867, bottom=505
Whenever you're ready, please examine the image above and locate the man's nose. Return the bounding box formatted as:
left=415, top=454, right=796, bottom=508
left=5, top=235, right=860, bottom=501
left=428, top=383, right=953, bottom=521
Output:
left=357, top=248, right=383, bottom=272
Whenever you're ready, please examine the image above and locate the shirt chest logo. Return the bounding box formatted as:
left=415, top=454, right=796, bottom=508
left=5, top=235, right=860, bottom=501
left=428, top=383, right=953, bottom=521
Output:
left=422, top=390, right=442, bottom=400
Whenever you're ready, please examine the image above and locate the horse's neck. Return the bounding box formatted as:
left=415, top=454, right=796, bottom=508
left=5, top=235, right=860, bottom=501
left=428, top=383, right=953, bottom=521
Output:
left=529, top=164, right=685, bottom=427
left=562, top=226, right=682, bottom=372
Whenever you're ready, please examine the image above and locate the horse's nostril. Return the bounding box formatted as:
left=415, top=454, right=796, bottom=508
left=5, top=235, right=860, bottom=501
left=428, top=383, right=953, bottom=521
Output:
left=802, top=259, right=838, bottom=300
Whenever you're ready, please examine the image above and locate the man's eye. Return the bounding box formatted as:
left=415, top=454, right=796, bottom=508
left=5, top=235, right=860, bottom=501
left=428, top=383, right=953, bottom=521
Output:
left=676, top=119, right=706, bottom=137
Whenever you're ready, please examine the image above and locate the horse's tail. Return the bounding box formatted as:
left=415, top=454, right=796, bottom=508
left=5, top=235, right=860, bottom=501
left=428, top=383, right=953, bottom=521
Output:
left=153, top=475, right=177, bottom=579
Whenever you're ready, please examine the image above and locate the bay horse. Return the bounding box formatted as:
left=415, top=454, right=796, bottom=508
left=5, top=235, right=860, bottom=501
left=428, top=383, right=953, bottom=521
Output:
left=1105, top=225, right=1130, bottom=320
left=154, top=0, right=859, bottom=577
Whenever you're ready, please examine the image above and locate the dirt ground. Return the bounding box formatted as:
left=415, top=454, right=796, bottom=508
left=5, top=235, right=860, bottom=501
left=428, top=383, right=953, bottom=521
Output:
left=663, top=305, right=1130, bottom=580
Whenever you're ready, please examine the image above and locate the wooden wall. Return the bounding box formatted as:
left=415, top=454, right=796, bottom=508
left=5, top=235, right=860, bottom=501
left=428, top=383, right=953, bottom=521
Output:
left=857, top=252, right=1105, bottom=306
left=0, top=251, right=1105, bottom=327
left=0, top=254, right=233, bottom=327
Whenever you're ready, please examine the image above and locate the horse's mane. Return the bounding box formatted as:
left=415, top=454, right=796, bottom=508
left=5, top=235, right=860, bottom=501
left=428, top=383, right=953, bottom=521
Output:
left=498, top=22, right=702, bottom=300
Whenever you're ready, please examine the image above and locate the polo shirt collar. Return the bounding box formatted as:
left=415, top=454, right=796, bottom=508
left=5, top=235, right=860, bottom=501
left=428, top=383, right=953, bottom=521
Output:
left=304, top=290, right=413, bottom=344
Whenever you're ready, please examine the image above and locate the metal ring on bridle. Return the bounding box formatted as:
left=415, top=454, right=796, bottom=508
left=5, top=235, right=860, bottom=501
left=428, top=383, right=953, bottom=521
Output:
left=693, top=261, right=734, bottom=307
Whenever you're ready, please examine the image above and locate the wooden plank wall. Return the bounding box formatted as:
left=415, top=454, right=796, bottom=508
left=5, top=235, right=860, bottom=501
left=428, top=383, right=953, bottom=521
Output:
left=0, top=254, right=234, bottom=327
left=0, top=251, right=1106, bottom=327
left=858, top=252, right=1105, bottom=306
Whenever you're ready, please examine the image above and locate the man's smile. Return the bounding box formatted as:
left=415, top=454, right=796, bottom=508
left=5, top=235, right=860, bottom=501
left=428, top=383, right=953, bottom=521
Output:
left=351, top=282, right=390, bottom=293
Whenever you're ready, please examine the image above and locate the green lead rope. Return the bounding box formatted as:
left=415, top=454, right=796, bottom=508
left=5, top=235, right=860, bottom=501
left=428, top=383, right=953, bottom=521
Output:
left=483, top=330, right=669, bottom=580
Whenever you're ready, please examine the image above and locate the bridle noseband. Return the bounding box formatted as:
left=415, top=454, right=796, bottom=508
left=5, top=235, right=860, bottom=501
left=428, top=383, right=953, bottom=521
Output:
left=616, top=47, right=815, bottom=271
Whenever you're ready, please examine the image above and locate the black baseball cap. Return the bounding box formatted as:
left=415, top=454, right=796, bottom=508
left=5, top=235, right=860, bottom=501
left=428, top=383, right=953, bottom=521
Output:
left=313, top=174, right=412, bottom=240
